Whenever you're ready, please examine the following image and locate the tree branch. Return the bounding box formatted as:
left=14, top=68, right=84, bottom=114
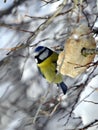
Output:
left=0, top=0, right=27, bottom=18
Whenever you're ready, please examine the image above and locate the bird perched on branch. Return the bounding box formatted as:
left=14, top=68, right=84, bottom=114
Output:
left=34, top=46, right=67, bottom=94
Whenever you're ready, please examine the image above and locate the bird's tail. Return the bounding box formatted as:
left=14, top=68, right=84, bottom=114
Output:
left=57, top=82, right=67, bottom=94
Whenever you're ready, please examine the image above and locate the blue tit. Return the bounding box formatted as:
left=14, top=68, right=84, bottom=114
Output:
left=34, top=46, right=67, bottom=94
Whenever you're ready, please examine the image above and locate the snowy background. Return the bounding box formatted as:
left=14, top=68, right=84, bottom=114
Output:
left=0, top=0, right=98, bottom=130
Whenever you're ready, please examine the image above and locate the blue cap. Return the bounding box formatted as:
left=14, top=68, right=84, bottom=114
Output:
left=34, top=46, right=45, bottom=52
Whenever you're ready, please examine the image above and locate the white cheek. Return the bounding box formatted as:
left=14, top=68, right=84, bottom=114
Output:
left=39, top=50, right=49, bottom=60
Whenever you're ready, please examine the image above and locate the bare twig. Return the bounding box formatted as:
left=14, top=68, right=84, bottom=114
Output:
left=0, top=0, right=27, bottom=18
left=79, top=120, right=98, bottom=130
left=33, top=90, right=49, bottom=124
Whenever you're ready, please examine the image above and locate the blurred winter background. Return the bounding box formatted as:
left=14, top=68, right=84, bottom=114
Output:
left=0, top=0, right=98, bottom=130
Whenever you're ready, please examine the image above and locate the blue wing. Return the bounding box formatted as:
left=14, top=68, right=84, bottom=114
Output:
left=57, top=82, right=67, bottom=94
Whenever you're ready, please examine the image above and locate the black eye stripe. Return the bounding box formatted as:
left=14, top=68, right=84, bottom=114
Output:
left=38, top=48, right=53, bottom=58
left=39, top=50, right=49, bottom=60
left=35, top=48, right=47, bottom=58
left=39, top=48, right=47, bottom=56
left=35, top=48, right=53, bottom=63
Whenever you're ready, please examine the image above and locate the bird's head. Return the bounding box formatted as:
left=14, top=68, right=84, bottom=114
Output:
left=34, top=46, right=53, bottom=63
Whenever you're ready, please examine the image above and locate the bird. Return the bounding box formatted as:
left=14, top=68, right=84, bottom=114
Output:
left=33, top=46, right=67, bottom=94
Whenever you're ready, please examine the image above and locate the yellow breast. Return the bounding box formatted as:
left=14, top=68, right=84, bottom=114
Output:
left=38, top=53, right=62, bottom=83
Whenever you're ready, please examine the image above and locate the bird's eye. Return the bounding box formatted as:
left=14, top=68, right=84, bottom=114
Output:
left=39, top=49, right=49, bottom=60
